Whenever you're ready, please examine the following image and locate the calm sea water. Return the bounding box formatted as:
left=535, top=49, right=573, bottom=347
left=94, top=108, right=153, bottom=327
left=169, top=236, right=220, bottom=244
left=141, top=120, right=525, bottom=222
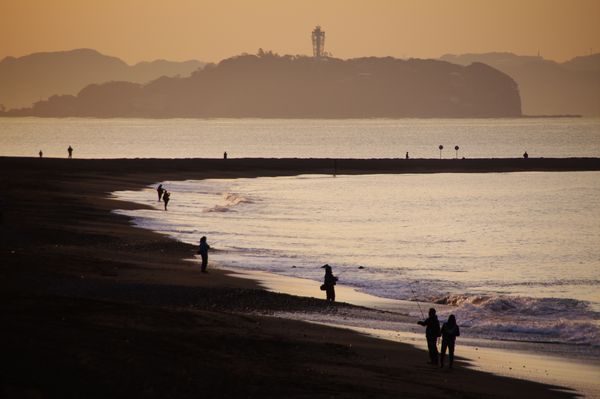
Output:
left=114, top=172, right=600, bottom=347
left=1, top=117, right=600, bottom=158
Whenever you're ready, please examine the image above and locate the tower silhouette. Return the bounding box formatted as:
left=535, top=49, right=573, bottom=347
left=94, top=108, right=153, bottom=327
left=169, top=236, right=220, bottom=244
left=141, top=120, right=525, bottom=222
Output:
left=312, top=26, right=325, bottom=58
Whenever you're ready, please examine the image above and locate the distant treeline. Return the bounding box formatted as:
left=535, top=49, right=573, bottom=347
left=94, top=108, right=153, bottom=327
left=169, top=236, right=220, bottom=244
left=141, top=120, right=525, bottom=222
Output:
left=2, top=53, right=522, bottom=118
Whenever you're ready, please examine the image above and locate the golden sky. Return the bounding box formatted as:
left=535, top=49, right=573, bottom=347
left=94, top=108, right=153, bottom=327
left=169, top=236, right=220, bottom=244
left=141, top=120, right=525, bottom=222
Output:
left=1, top=0, right=599, bottom=64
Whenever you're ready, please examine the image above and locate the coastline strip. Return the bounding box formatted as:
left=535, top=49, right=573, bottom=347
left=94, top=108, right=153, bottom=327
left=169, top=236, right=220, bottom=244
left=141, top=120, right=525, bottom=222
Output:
left=3, top=156, right=600, bottom=176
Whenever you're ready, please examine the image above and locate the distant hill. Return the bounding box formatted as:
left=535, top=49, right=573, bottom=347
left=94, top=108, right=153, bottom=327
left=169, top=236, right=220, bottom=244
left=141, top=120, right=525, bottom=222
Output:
left=0, top=49, right=204, bottom=110
left=2, top=53, right=521, bottom=118
left=440, top=52, right=600, bottom=116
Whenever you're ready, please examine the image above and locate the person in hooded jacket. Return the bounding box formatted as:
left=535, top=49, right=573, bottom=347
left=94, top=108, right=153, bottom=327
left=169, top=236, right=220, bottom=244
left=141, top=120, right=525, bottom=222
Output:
left=418, top=307, right=441, bottom=365
left=440, top=314, right=460, bottom=368
left=321, top=264, right=338, bottom=302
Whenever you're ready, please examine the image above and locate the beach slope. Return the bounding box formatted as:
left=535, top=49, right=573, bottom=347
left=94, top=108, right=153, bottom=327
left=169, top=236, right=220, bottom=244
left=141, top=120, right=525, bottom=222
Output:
left=0, top=157, right=583, bottom=398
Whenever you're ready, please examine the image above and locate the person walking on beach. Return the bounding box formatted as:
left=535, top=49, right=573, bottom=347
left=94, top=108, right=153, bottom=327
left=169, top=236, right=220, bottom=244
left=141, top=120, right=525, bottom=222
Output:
left=405, top=152, right=409, bottom=159
left=321, top=264, right=338, bottom=302
left=440, top=314, right=460, bottom=369
left=68, top=145, right=73, bottom=158
left=39, top=150, right=43, bottom=158
left=157, top=184, right=164, bottom=201
left=523, top=151, right=529, bottom=159
left=198, top=236, right=211, bottom=273
left=418, top=307, right=441, bottom=365
left=163, top=190, right=170, bottom=211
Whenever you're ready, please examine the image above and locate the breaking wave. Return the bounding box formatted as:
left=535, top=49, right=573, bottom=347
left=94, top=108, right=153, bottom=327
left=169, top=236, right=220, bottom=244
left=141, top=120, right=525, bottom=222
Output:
left=204, top=192, right=253, bottom=213
left=432, top=294, right=600, bottom=346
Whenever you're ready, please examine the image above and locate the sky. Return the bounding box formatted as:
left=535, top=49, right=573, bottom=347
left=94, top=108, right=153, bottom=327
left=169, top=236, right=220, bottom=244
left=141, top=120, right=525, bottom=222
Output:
left=1, top=0, right=599, bottom=64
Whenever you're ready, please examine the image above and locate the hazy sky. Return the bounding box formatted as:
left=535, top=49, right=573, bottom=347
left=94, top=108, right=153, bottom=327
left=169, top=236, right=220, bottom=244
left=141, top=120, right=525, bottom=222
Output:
left=1, top=0, right=599, bottom=64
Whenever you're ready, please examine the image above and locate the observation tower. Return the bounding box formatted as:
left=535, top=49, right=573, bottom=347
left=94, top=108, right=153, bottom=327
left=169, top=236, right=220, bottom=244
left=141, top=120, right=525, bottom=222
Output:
left=312, top=26, right=325, bottom=58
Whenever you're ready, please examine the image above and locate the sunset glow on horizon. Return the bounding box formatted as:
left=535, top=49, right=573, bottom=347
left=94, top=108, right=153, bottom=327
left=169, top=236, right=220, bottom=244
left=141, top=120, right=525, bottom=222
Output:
left=1, top=0, right=599, bottom=64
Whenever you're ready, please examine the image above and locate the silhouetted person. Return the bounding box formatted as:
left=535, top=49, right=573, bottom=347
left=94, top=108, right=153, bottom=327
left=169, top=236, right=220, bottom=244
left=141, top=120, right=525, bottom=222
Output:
left=523, top=151, right=528, bottom=159
left=157, top=184, right=164, bottom=201
left=321, top=264, right=338, bottom=302
left=163, top=190, right=170, bottom=211
left=39, top=150, right=43, bottom=158
left=440, top=314, right=460, bottom=368
left=68, top=145, right=73, bottom=158
left=198, top=236, right=211, bottom=273
left=223, top=151, right=228, bottom=159
left=418, top=308, right=441, bottom=365
left=405, top=152, right=409, bottom=159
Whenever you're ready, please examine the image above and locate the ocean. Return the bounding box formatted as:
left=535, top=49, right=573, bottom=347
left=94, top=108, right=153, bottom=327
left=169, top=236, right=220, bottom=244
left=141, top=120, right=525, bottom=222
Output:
left=2, top=117, right=599, bottom=349
left=113, top=172, right=600, bottom=348
left=1, top=117, right=600, bottom=159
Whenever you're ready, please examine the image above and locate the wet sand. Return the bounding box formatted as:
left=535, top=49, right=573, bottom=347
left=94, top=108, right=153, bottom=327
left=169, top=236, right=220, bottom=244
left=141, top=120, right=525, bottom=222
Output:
left=2, top=156, right=596, bottom=398
left=234, top=269, right=600, bottom=398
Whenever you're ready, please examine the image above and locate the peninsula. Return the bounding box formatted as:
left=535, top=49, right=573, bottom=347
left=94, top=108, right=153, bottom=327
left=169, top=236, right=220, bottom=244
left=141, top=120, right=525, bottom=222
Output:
left=2, top=53, right=522, bottom=118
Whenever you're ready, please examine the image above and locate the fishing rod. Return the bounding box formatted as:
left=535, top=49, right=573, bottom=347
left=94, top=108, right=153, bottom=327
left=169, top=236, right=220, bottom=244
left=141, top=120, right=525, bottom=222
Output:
left=408, top=280, right=425, bottom=320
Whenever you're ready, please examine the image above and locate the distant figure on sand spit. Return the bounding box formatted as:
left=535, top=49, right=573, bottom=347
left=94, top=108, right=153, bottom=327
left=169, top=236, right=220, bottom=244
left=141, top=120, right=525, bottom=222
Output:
left=418, top=308, right=441, bottom=365
left=405, top=152, right=409, bottom=159
left=162, top=191, right=170, bottom=211
left=68, top=145, right=73, bottom=158
left=157, top=184, right=164, bottom=201
left=39, top=150, right=43, bottom=158
left=321, top=264, right=338, bottom=302
left=223, top=151, right=228, bottom=159
left=523, top=151, right=529, bottom=159
left=440, top=314, right=460, bottom=369
left=198, top=236, right=211, bottom=273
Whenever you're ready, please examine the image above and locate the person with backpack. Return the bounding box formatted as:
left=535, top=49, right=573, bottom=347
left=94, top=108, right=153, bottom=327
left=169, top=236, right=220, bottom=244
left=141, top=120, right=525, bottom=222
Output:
left=440, top=314, right=460, bottom=368
left=418, top=307, right=441, bottom=365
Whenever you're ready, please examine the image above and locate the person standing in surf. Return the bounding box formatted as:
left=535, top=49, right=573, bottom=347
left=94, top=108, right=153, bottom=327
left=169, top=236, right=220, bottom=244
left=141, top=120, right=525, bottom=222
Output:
left=162, top=190, right=170, bottom=211
left=418, top=307, right=441, bottom=365
left=440, top=314, right=460, bottom=368
left=157, top=184, right=164, bottom=201
left=321, top=264, right=338, bottom=302
left=198, top=236, right=211, bottom=273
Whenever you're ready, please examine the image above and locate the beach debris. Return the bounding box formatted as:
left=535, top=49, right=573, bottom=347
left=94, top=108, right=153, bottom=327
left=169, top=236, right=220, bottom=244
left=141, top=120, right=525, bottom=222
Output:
left=358, top=266, right=365, bottom=269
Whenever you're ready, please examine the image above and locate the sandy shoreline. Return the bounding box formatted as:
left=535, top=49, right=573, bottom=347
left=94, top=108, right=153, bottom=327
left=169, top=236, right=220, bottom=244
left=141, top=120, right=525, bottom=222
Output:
left=2, top=156, right=597, bottom=398
left=229, top=268, right=600, bottom=397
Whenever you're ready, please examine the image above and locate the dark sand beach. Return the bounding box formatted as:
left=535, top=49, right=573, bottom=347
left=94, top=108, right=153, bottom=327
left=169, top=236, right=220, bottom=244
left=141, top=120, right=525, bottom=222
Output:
left=3, top=157, right=597, bottom=398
